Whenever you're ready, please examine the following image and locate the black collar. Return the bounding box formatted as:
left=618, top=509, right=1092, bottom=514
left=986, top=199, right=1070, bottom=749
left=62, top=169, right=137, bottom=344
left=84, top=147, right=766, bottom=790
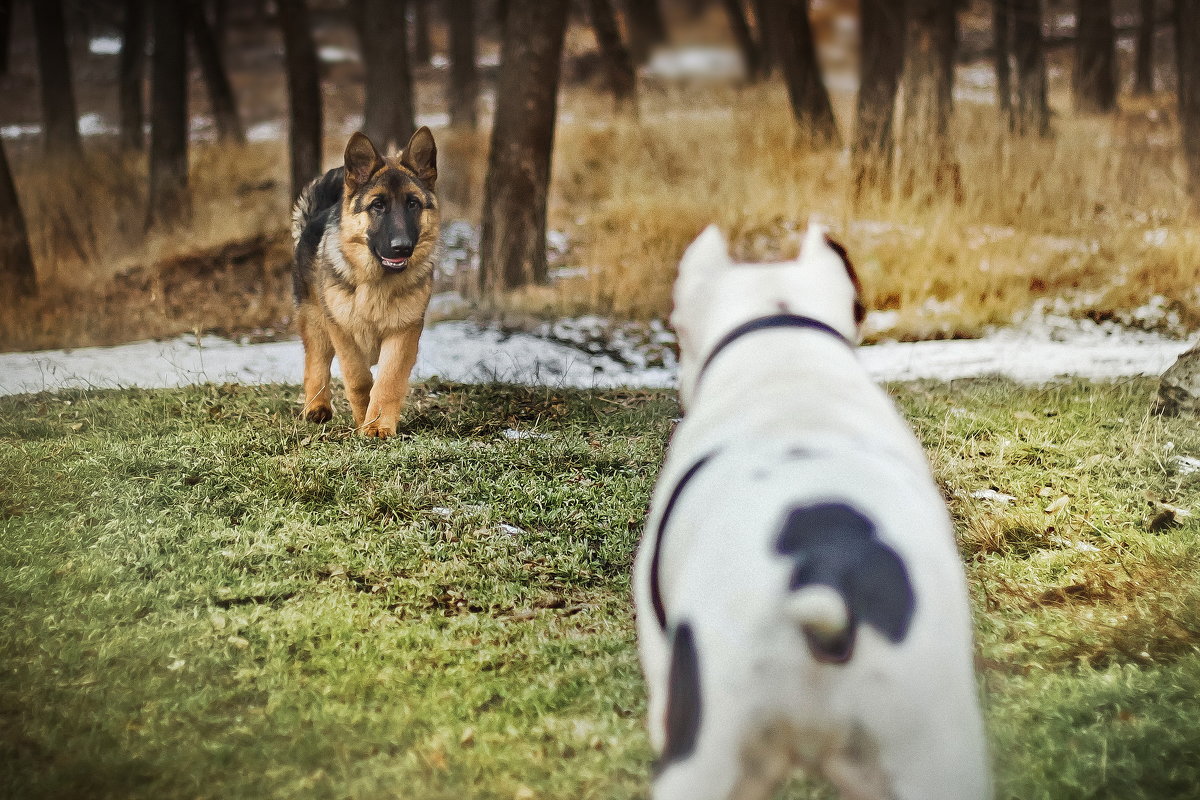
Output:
left=695, top=313, right=853, bottom=386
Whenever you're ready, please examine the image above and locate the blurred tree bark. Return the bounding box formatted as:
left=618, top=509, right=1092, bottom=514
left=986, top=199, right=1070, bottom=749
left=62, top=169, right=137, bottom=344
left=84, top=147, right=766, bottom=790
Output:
left=187, top=0, right=245, bottom=144
left=0, top=141, right=36, bottom=299
left=412, top=0, right=431, bottom=66
left=146, top=0, right=190, bottom=229
left=853, top=0, right=907, bottom=192
left=902, top=0, right=956, bottom=141
left=1011, top=0, right=1049, bottom=136
left=1178, top=0, right=1200, bottom=202
left=0, top=0, right=11, bottom=77
left=447, top=0, right=478, bottom=128
left=119, top=0, right=146, bottom=151
left=901, top=0, right=959, bottom=198
left=766, top=0, right=838, bottom=144
left=479, top=0, right=568, bottom=291
left=1134, top=0, right=1155, bottom=95
left=623, top=0, right=667, bottom=64
left=993, top=0, right=1012, bottom=123
left=722, top=0, right=762, bottom=81
left=361, top=0, right=415, bottom=151
left=32, top=0, right=82, bottom=157
left=752, top=0, right=774, bottom=75
left=212, top=0, right=229, bottom=49
left=1073, top=0, right=1115, bottom=113
left=279, top=0, right=322, bottom=201
left=588, top=0, right=638, bottom=108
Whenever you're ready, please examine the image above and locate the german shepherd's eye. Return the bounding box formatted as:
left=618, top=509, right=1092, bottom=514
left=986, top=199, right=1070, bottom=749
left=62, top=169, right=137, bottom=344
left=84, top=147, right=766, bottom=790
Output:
left=405, top=196, right=421, bottom=210
left=369, top=197, right=386, bottom=212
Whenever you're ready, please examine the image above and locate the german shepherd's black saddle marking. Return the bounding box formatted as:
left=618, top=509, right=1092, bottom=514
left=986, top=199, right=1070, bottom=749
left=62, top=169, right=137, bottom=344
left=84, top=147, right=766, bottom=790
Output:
left=775, top=503, right=915, bottom=651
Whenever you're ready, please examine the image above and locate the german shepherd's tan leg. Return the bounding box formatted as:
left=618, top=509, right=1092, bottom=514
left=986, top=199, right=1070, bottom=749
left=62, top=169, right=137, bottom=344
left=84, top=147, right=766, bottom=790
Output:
left=298, top=308, right=335, bottom=423
left=362, top=323, right=423, bottom=439
left=327, top=326, right=375, bottom=428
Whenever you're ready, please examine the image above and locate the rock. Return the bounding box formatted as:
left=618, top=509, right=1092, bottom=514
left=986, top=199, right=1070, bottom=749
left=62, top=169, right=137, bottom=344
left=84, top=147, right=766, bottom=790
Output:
left=1155, top=340, right=1200, bottom=415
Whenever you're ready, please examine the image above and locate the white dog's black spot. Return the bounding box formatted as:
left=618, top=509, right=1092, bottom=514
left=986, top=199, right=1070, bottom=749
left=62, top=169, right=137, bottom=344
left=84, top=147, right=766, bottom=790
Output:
left=661, top=621, right=703, bottom=767
left=775, top=503, right=914, bottom=646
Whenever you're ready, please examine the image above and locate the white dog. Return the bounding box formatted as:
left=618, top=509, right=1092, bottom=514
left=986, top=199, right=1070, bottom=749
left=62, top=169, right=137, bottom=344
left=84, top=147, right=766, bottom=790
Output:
left=633, top=224, right=991, bottom=800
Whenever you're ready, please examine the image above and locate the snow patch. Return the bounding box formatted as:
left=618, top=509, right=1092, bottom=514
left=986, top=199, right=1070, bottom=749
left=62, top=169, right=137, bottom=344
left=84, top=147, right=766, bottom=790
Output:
left=89, top=36, right=122, bottom=55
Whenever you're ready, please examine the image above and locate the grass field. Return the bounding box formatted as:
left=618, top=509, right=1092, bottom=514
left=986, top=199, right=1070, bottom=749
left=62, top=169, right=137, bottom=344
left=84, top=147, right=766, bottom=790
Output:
left=2, top=378, right=1200, bottom=799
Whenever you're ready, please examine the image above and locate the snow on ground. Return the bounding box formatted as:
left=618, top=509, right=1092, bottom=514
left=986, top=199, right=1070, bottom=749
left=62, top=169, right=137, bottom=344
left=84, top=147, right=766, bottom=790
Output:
left=0, top=317, right=1192, bottom=397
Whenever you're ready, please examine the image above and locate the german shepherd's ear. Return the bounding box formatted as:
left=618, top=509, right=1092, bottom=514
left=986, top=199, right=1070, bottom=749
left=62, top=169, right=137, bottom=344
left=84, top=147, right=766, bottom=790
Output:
left=344, top=132, right=384, bottom=192
left=401, top=126, right=437, bottom=187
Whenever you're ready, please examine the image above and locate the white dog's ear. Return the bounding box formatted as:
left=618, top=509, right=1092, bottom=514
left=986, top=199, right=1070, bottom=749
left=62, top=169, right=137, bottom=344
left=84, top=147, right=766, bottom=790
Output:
left=679, top=225, right=732, bottom=276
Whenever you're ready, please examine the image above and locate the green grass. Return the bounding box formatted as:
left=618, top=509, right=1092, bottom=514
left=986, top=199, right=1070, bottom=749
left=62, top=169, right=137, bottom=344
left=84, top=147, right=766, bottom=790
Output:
left=1, top=379, right=1199, bottom=799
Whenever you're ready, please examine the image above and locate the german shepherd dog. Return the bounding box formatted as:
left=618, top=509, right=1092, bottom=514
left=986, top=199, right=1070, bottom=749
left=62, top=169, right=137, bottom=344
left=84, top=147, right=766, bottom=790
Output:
left=291, top=127, right=439, bottom=438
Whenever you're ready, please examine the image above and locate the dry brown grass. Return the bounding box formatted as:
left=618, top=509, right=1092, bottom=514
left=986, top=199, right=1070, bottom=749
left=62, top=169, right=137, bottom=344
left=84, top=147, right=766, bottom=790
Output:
left=548, top=84, right=1200, bottom=339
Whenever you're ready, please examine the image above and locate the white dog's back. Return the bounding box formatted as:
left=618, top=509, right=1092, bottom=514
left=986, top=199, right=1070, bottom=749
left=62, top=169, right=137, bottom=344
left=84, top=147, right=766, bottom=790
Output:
left=635, top=225, right=990, bottom=800
left=649, top=440, right=988, bottom=800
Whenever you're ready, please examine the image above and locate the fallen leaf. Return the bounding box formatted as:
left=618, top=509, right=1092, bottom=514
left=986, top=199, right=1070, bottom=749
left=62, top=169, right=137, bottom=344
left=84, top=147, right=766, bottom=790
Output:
left=1038, top=486, right=1055, bottom=498
left=1044, top=496, right=1070, bottom=514
left=1013, top=411, right=1037, bottom=421
left=460, top=727, right=476, bottom=747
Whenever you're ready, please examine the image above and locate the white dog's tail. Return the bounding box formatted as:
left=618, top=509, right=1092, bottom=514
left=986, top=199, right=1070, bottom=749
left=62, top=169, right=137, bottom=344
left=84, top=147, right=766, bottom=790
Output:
left=786, top=585, right=853, bottom=661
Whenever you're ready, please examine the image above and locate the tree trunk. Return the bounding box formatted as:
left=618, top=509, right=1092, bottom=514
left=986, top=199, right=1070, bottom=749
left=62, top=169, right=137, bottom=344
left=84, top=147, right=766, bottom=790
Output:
left=588, top=0, right=638, bottom=107
left=278, top=0, right=322, bottom=201
left=903, top=0, right=956, bottom=141
left=119, top=0, right=146, bottom=151
left=478, top=0, right=568, bottom=292
left=187, top=0, right=245, bottom=144
left=901, top=0, right=959, bottom=198
left=1178, top=0, right=1200, bottom=202
left=1011, top=0, right=1049, bottom=136
left=1134, top=0, right=1154, bottom=95
left=622, top=0, right=667, bottom=64
left=993, top=0, right=1012, bottom=122
left=32, top=0, right=81, bottom=157
left=766, top=0, right=839, bottom=144
left=1073, top=0, right=1115, bottom=113
left=412, top=0, right=431, bottom=66
left=0, top=141, right=36, bottom=300
left=213, top=0, right=228, bottom=49
left=722, top=0, right=762, bottom=81
left=361, top=0, right=415, bottom=152
left=0, top=0, right=12, bottom=77
left=146, top=0, right=190, bottom=229
left=853, top=0, right=907, bottom=190
left=447, top=0, right=478, bottom=128
left=752, top=0, right=774, bottom=75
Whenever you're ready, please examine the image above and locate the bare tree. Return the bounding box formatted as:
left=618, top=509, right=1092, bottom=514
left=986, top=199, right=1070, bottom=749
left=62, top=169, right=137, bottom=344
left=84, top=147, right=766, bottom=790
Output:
left=478, top=0, right=569, bottom=291
left=446, top=0, right=478, bottom=128
left=0, top=141, right=36, bottom=299
left=361, top=0, right=416, bottom=151
left=187, top=0, right=245, bottom=144
left=146, top=0, right=190, bottom=228
left=1074, top=0, right=1115, bottom=113
left=1178, top=0, right=1200, bottom=202
left=279, top=0, right=322, bottom=201
left=1134, top=0, right=1155, bottom=95
left=411, top=0, right=431, bottom=65
left=722, top=0, right=763, bottom=81
left=1011, top=0, right=1049, bottom=136
left=766, top=0, right=838, bottom=144
left=32, top=0, right=81, bottom=157
left=903, top=0, right=956, bottom=141
left=993, top=0, right=1012, bottom=122
left=853, top=0, right=907, bottom=190
left=0, top=0, right=12, bottom=77
left=753, top=0, right=774, bottom=75
left=588, top=0, right=638, bottom=107
left=119, top=0, right=146, bottom=151
left=623, top=0, right=667, bottom=63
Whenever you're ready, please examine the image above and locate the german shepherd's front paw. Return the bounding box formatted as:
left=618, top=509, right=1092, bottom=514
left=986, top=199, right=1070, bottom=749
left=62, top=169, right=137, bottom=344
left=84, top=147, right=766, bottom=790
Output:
left=303, top=404, right=334, bottom=423
left=361, top=421, right=396, bottom=439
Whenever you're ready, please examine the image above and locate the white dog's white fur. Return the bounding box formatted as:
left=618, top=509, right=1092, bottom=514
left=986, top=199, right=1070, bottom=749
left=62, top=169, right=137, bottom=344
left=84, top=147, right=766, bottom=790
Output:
left=633, top=224, right=991, bottom=800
